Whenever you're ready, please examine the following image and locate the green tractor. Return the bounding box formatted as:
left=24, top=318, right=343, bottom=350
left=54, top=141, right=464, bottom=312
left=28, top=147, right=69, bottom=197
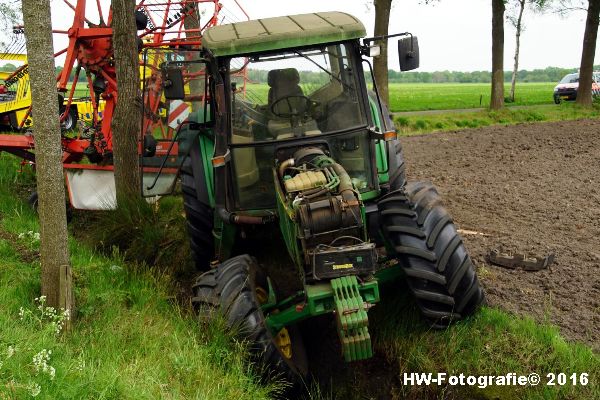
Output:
left=141, top=11, right=484, bottom=387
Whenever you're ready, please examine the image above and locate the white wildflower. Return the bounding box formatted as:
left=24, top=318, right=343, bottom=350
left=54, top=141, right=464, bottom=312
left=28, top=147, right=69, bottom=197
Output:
left=18, top=232, right=25, bottom=239
left=109, top=264, right=122, bottom=273
left=48, top=366, right=56, bottom=380
left=27, top=382, right=41, bottom=397
left=7, top=345, right=15, bottom=358
left=32, top=232, right=40, bottom=241
left=32, top=349, right=54, bottom=378
left=75, top=358, right=85, bottom=372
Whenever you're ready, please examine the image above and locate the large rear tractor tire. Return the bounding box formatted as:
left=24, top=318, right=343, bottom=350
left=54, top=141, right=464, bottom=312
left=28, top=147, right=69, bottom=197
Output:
left=388, top=138, right=406, bottom=191
left=28, top=191, right=73, bottom=223
left=192, top=255, right=308, bottom=389
left=181, top=158, right=213, bottom=271
left=378, top=182, right=485, bottom=327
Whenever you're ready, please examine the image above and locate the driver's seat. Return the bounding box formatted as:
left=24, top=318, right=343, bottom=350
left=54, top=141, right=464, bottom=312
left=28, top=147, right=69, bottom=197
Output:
left=267, top=68, right=320, bottom=139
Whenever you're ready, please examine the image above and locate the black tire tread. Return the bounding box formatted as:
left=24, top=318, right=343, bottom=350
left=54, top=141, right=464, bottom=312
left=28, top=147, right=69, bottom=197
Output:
left=181, top=159, right=213, bottom=270
left=378, top=182, right=485, bottom=327
left=191, top=255, right=307, bottom=388
left=388, top=138, right=407, bottom=191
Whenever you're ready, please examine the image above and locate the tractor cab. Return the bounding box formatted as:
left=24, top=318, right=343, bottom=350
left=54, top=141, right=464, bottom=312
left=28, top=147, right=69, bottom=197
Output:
left=226, top=42, right=374, bottom=210
left=196, top=12, right=418, bottom=215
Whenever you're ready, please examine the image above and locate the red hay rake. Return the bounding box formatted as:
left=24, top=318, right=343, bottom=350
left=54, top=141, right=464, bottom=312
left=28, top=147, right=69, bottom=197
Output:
left=0, top=0, right=248, bottom=208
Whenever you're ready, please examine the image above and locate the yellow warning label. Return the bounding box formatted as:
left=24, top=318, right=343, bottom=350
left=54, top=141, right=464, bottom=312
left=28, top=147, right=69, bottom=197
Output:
left=332, top=263, right=354, bottom=270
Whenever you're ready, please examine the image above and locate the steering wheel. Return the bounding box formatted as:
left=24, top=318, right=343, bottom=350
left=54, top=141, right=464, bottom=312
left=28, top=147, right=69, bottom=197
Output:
left=270, top=95, right=317, bottom=119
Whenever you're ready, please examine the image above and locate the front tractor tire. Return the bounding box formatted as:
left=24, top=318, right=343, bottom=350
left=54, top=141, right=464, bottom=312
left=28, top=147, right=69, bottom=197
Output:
left=192, top=255, right=308, bottom=388
left=378, top=182, right=484, bottom=327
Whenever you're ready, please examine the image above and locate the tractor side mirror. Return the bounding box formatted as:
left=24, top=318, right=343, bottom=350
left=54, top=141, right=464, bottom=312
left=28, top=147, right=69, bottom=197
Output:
left=161, top=67, right=185, bottom=100
left=398, top=36, right=419, bottom=71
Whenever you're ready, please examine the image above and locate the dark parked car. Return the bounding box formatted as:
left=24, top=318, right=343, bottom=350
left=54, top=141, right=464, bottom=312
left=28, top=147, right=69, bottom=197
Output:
left=553, top=72, right=600, bottom=104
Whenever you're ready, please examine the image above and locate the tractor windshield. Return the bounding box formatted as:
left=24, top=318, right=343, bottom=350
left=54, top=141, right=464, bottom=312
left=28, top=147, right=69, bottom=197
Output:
left=228, top=43, right=375, bottom=210
left=230, top=43, right=367, bottom=143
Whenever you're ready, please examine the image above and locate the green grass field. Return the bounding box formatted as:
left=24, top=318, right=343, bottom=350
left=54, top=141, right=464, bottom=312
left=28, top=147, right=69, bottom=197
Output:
left=243, top=81, right=556, bottom=113
left=388, top=82, right=556, bottom=112
left=73, top=79, right=555, bottom=113
left=394, top=103, right=600, bottom=136
left=73, top=82, right=89, bottom=98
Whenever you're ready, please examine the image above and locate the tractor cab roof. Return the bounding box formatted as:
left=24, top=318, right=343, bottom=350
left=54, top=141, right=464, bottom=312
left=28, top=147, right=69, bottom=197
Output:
left=202, top=12, right=366, bottom=57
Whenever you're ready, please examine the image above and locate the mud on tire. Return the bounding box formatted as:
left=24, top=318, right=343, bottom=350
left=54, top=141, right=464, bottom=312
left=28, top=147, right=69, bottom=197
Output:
left=192, top=255, right=308, bottom=388
left=378, top=182, right=485, bottom=327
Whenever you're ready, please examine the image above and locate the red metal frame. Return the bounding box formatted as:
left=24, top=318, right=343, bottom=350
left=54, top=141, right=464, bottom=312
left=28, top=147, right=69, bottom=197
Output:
left=0, top=0, right=249, bottom=173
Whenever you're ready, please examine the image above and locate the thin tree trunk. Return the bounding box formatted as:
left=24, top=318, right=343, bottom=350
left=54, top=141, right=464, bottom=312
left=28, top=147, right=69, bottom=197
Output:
left=111, top=0, right=141, bottom=203
left=576, top=0, right=600, bottom=107
left=491, top=0, right=505, bottom=110
left=510, top=0, right=525, bottom=102
left=374, top=0, right=392, bottom=107
left=22, top=0, right=72, bottom=311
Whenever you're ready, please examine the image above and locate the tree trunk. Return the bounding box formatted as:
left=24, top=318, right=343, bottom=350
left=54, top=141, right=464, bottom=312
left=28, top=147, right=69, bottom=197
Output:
left=374, top=0, right=393, bottom=107
left=576, top=0, right=600, bottom=107
left=111, top=0, right=141, bottom=203
left=22, top=0, right=72, bottom=311
left=491, top=0, right=505, bottom=110
left=510, top=0, right=526, bottom=102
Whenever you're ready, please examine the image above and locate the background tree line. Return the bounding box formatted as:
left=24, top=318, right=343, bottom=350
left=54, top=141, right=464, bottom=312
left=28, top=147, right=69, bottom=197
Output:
left=2, top=62, right=591, bottom=86
left=244, top=65, right=597, bottom=86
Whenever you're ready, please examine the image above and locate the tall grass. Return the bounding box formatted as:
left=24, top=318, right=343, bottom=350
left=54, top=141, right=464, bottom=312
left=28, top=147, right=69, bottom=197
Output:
left=74, top=195, right=191, bottom=276
left=0, top=154, right=278, bottom=399
left=367, top=283, right=599, bottom=400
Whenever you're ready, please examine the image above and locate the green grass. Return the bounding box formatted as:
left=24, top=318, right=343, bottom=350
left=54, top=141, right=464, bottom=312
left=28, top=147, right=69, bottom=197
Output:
left=394, top=103, right=600, bottom=136
left=243, top=82, right=270, bottom=104
left=0, top=156, right=278, bottom=399
left=72, top=195, right=192, bottom=277
left=243, top=81, right=556, bottom=112
left=369, top=284, right=599, bottom=400
left=0, top=110, right=598, bottom=398
left=73, top=82, right=90, bottom=99
left=387, top=82, right=555, bottom=112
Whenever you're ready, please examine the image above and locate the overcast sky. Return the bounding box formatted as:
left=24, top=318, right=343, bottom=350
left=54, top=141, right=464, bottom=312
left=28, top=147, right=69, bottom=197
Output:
left=232, top=0, right=594, bottom=72
left=3, top=0, right=596, bottom=72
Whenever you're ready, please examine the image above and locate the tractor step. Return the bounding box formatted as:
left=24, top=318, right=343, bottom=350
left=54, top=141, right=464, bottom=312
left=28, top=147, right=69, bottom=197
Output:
left=331, top=276, right=373, bottom=362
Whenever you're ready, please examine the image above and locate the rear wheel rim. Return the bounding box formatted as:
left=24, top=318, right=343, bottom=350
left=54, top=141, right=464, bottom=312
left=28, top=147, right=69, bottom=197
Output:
left=61, top=112, right=73, bottom=130
left=256, top=285, right=293, bottom=360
